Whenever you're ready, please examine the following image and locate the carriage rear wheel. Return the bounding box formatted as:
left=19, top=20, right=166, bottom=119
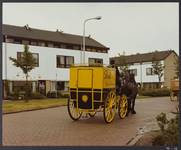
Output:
left=103, top=91, right=117, bottom=123
left=68, top=97, right=82, bottom=120
left=119, top=94, right=128, bottom=119
left=170, top=92, right=174, bottom=101
left=88, top=110, right=97, bottom=117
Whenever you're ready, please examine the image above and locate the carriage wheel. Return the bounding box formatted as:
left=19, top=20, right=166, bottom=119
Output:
left=103, top=91, right=117, bottom=123
left=177, top=93, right=179, bottom=100
left=119, top=94, right=128, bottom=119
left=88, top=110, right=97, bottom=117
left=68, top=97, right=82, bottom=121
left=170, top=92, right=174, bottom=101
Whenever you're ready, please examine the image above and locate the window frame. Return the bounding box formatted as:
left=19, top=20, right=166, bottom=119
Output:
left=57, top=55, right=74, bottom=68
left=88, top=58, right=103, bottom=64
left=146, top=68, right=155, bottom=75
left=17, top=52, right=39, bottom=67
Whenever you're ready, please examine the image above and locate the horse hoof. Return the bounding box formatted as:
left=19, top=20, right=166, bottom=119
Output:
left=131, top=111, right=136, bottom=114
left=126, top=111, right=130, bottom=116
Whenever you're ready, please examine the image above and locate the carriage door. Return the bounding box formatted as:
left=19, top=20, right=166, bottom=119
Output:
left=78, top=69, right=93, bottom=88
left=77, top=69, right=93, bottom=109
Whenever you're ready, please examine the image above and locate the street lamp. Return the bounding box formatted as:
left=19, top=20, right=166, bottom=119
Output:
left=83, top=16, right=101, bottom=64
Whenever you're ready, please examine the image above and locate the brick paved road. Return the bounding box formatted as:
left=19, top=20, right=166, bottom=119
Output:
left=3, top=97, right=179, bottom=146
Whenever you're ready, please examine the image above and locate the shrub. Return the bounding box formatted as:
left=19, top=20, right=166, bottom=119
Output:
left=152, top=112, right=179, bottom=146
left=138, top=88, right=171, bottom=97
left=4, top=95, right=13, bottom=100
left=47, top=91, right=62, bottom=98
left=13, top=87, right=21, bottom=100
left=62, top=94, right=69, bottom=98
left=31, top=92, right=45, bottom=99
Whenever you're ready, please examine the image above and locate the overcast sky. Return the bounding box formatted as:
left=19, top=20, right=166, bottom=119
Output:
left=3, top=2, right=179, bottom=57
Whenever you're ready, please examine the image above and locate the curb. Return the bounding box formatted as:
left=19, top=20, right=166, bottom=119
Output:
left=3, top=105, right=67, bottom=115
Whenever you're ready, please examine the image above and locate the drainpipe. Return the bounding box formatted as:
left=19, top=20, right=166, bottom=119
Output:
left=5, top=35, right=7, bottom=80
left=140, top=61, right=142, bottom=88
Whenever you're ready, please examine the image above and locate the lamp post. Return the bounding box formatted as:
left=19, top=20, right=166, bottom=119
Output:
left=83, top=16, right=101, bottom=64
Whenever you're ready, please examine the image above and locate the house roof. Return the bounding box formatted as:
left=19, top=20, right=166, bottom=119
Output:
left=2, top=24, right=109, bottom=50
left=110, top=50, right=179, bottom=64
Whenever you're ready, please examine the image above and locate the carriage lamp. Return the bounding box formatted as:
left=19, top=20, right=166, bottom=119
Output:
left=82, top=95, right=88, bottom=103
left=83, top=16, right=102, bottom=63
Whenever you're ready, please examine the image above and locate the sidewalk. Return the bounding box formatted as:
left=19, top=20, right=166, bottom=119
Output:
left=127, top=109, right=179, bottom=146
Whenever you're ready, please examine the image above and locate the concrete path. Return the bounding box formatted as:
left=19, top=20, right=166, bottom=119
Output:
left=2, top=97, right=179, bottom=146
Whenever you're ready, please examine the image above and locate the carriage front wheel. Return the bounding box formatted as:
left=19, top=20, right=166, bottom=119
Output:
left=170, top=92, right=174, bottom=101
left=119, top=94, right=128, bottom=119
left=68, top=97, right=82, bottom=121
left=103, top=91, right=117, bottom=123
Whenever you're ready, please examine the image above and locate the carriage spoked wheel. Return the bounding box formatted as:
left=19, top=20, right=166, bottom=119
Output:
left=177, top=93, right=179, bottom=100
left=170, top=92, right=174, bottom=101
left=119, top=94, right=128, bottom=119
left=88, top=110, right=97, bottom=117
left=68, top=97, right=82, bottom=121
left=103, top=91, right=117, bottom=123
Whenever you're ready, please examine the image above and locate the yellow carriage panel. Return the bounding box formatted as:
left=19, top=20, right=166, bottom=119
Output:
left=78, top=69, right=93, bottom=88
left=69, top=67, right=77, bottom=89
left=103, top=68, right=116, bottom=89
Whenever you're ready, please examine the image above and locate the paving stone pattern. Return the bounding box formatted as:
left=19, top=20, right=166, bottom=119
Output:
left=3, top=97, right=179, bottom=146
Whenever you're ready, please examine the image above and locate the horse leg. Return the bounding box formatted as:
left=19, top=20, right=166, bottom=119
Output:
left=126, top=98, right=131, bottom=116
left=131, top=95, right=137, bottom=114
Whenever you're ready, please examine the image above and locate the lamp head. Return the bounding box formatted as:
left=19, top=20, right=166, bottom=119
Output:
left=94, top=16, right=101, bottom=20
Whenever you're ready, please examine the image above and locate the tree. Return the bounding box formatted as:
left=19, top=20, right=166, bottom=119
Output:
left=151, top=51, right=165, bottom=85
left=9, top=43, right=34, bottom=102
left=117, top=51, right=130, bottom=77
left=173, top=55, right=179, bottom=78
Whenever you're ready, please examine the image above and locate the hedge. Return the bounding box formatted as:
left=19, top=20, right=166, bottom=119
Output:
left=138, top=88, right=171, bottom=97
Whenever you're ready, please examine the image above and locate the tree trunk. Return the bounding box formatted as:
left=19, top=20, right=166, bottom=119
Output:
left=25, top=74, right=28, bottom=102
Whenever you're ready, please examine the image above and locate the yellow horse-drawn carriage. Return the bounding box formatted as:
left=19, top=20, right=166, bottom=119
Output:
left=170, top=79, right=179, bottom=101
left=68, top=63, right=128, bottom=123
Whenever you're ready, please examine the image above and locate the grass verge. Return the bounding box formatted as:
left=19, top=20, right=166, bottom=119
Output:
left=3, top=99, right=68, bottom=113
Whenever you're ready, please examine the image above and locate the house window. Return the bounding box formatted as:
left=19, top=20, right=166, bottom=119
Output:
left=130, top=69, right=137, bottom=76
left=86, top=48, right=91, bottom=51
left=67, top=45, right=73, bottom=49
left=92, top=49, right=96, bottom=52
left=17, top=52, right=39, bottom=67
left=102, top=50, right=107, bottom=53
left=57, top=55, right=74, bottom=68
left=97, top=50, right=101, bottom=53
left=73, top=46, right=79, bottom=50
left=38, top=42, right=45, bottom=46
left=89, top=58, right=103, bottom=64
left=32, top=53, right=39, bottom=67
left=22, top=40, right=29, bottom=45
left=31, top=41, right=37, bottom=46
left=60, top=44, right=66, bottom=49
left=54, top=44, right=60, bottom=48
left=146, top=68, right=155, bottom=75
left=48, top=43, right=54, bottom=47
left=6, top=38, right=14, bottom=43
left=14, top=39, right=22, bottom=44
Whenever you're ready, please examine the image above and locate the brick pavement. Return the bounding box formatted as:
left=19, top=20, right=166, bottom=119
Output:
left=2, top=97, right=179, bottom=146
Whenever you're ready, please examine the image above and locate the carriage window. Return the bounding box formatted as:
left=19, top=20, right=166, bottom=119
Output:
left=130, top=69, right=137, bottom=76
left=57, top=55, right=74, bottom=68
left=146, top=68, right=155, bottom=75
left=89, top=58, right=103, bottom=64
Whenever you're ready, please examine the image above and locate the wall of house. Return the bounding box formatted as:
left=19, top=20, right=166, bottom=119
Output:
left=2, top=43, right=109, bottom=93
left=164, top=52, right=178, bottom=87
left=129, top=61, right=164, bottom=84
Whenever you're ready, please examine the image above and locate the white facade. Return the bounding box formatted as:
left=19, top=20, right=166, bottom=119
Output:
left=129, top=61, right=164, bottom=83
left=2, top=43, right=109, bottom=92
